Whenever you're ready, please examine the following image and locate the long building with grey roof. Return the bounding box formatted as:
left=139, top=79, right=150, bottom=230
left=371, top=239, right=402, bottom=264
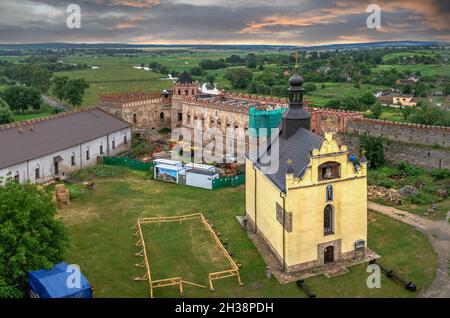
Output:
left=0, top=108, right=131, bottom=184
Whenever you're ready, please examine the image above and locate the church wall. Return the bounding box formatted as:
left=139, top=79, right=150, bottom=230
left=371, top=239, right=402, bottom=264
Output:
left=245, top=161, right=286, bottom=264
left=283, top=152, right=367, bottom=270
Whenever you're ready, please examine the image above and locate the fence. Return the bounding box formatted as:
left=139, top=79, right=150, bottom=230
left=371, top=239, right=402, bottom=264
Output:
left=103, top=156, right=154, bottom=171
left=212, top=174, right=245, bottom=189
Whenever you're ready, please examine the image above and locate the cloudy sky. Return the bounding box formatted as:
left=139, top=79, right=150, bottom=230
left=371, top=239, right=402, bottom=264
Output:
left=0, top=0, right=448, bottom=45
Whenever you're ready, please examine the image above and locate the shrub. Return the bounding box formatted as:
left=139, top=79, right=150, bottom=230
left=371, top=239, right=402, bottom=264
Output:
left=430, top=168, right=450, bottom=181
left=70, top=165, right=127, bottom=181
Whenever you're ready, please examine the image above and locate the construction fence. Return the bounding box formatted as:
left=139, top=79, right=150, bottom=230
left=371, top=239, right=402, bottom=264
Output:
left=212, top=174, right=245, bottom=189
left=103, top=156, right=154, bottom=171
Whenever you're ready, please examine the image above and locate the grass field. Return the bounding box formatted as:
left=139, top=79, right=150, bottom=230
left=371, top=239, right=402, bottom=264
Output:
left=59, top=167, right=438, bottom=298
left=141, top=218, right=234, bottom=295
left=54, top=51, right=248, bottom=106
left=372, top=64, right=450, bottom=78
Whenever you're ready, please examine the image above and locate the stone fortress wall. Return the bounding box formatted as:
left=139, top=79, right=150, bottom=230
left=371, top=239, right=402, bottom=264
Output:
left=310, top=108, right=450, bottom=169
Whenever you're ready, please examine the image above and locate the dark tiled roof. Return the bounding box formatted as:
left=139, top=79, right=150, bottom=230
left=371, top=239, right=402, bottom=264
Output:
left=178, top=71, right=193, bottom=84
left=253, top=126, right=323, bottom=191
left=0, top=108, right=130, bottom=169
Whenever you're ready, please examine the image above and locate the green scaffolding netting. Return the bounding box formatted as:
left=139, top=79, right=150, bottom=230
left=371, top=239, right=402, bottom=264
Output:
left=248, top=107, right=285, bottom=137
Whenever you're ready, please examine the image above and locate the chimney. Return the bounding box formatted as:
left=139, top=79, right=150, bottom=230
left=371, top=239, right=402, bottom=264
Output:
left=282, top=66, right=310, bottom=139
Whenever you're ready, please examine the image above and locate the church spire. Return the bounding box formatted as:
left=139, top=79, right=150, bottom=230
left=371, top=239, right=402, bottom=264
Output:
left=282, top=52, right=311, bottom=139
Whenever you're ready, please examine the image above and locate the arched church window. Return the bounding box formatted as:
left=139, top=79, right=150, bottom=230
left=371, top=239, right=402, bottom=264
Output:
left=324, top=204, right=334, bottom=235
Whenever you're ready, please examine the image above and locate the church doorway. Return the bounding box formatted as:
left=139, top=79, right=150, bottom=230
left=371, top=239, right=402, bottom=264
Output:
left=324, top=246, right=334, bottom=264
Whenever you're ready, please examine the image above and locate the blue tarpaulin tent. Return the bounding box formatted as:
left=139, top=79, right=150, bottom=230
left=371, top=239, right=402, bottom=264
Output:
left=28, top=262, right=93, bottom=298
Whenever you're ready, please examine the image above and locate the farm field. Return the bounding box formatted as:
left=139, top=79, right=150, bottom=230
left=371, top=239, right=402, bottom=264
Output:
left=307, top=82, right=388, bottom=107
left=53, top=51, right=248, bottom=107
left=59, top=167, right=438, bottom=298
left=372, top=64, right=450, bottom=78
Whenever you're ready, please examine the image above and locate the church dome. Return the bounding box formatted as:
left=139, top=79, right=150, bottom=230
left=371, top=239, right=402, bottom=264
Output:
left=289, top=73, right=304, bottom=87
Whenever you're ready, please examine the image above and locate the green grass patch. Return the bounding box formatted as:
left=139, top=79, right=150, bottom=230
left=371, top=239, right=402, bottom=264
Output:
left=141, top=219, right=232, bottom=295
left=60, top=173, right=438, bottom=297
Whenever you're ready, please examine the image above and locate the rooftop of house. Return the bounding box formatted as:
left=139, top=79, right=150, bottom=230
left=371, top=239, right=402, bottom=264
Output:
left=0, top=108, right=130, bottom=169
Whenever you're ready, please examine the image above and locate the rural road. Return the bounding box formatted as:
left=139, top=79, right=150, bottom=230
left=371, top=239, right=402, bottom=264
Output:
left=368, top=201, right=450, bottom=298
left=42, top=95, right=73, bottom=111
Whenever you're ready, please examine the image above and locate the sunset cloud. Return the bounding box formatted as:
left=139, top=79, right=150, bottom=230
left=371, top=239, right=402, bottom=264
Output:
left=0, top=0, right=448, bottom=45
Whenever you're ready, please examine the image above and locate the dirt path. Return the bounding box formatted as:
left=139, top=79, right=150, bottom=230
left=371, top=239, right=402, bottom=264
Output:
left=368, top=201, right=450, bottom=298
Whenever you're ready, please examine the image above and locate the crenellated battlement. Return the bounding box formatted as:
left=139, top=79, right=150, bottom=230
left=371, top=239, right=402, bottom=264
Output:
left=100, top=91, right=162, bottom=103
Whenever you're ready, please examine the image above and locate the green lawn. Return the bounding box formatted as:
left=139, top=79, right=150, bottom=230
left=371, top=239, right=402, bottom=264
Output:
left=142, top=219, right=232, bottom=286
left=13, top=109, right=53, bottom=122
left=59, top=168, right=437, bottom=298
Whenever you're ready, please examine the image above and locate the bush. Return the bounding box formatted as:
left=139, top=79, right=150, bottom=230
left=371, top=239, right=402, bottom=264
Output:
left=70, top=165, right=127, bottom=181
left=430, top=168, right=450, bottom=181
left=397, top=161, right=425, bottom=177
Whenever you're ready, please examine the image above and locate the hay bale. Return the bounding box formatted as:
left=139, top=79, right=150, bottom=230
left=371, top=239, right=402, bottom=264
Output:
left=58, top=191, right=70, bottom=202
left=55, top=183, right=66, bottom=193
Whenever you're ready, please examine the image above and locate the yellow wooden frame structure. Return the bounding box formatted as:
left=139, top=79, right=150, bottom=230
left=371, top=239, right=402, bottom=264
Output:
left=133, top=213, right=243, bottom=298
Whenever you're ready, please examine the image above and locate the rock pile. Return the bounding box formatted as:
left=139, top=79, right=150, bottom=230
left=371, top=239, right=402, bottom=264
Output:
left=368, top=185, right=404, bottom=204
left=398, top=185, right=418, bottom=197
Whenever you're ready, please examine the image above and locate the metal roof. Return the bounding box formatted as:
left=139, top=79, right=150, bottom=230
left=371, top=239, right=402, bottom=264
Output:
left=0, top=108, right=130, bottom=169
left=253, top=126, right=323, bottom=191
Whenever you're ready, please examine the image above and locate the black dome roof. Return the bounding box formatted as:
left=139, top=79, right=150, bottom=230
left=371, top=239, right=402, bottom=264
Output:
left=289, top=72, right=304, bottom=86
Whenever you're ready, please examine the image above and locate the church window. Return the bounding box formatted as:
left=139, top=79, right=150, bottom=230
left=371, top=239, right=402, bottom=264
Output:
left=71, top=153, right=76, bottom=166
left=324, top=204, right=334, bottom=235
left=86, top=147, right=90, bottom=160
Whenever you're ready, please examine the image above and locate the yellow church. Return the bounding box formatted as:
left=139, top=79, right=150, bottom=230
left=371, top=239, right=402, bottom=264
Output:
left=245, top=70, right=369, bottom=274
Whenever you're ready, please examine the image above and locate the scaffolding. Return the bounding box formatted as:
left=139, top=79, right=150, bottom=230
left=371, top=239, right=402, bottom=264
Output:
left=248, top=107, right=285, bottom=137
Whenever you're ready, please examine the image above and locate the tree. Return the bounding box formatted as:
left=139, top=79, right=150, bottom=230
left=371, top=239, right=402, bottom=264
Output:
left=51, top=76, right=69, bottom=101
left=413, top=83, right=427, bottom=97
left=359, top=134, right=385, bottom=168
left=325, top=99, right=342, bottom=109
left=358, top=92, right=376, bottom=108
left=370, top=102, right=383, bottom=119
left=0, top=179, right=69, bottom=297
left=443, top=85, right=450, bottom=96
left=224, top=67, right=253, bottom=89
left=64, top=79, right=89, bottom=107
left=408, top=102, right=449, bottom=126
left=303, top=83, right=317, bottom=94
left=206, top=74, right=215, bottom=85
left=0, top=102, right=13, bottom=124
left=189, top=66, right=204, bottom=76
left=1, top=86, right=42, bottom=112
left=342, top=96, right=361, bottom=111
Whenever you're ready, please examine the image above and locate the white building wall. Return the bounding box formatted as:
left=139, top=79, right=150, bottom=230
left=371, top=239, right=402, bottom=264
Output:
left=0, top=127, right=131, bottom=184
